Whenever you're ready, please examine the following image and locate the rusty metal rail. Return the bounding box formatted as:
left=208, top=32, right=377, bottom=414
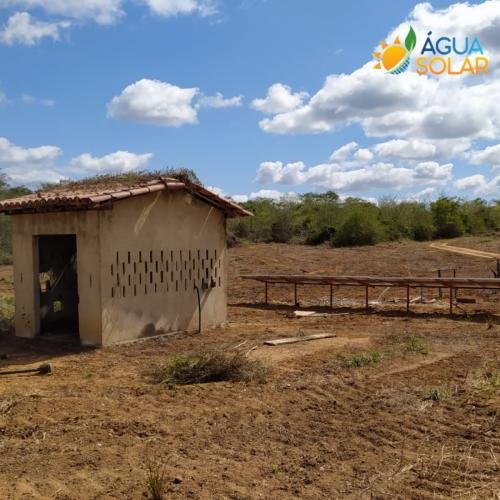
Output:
left=239, top=274, right=500, bottom=315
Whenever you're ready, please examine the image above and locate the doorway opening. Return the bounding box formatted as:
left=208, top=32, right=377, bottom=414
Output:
left=37, top=235, right=79, bottom=337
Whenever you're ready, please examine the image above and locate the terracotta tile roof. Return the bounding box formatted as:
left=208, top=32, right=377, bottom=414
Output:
left=0, top=177, right=252, bottom=218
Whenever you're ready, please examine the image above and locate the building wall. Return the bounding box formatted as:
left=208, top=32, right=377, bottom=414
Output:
left=12, top=211, right=102, bottom=345
left=98, top=190, right=227, bottom=345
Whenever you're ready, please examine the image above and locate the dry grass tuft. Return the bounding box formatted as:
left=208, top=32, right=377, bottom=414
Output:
left=37, top=168, right=201, bottom=194
left=152, top=350, right=267, bottom=385
left=145, top=460, right=166, bottom=500
left=473, top=362, right=499, bottom=393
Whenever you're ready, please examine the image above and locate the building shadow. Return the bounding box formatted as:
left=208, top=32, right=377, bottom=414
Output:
left=0, top=331, right=96, bottom=371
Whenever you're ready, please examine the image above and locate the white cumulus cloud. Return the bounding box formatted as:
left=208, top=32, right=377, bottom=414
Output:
left=0, top=136, right=63, bottom=185
left=0, top=0, right=124, bottom=24
left=455, top=174, right=500, bottom=196
left=196, top=92, right=243, bottom=109
left=139, top=0, right=217, bottom=17
left=0, top=12, right=70, bottom=45
left=254, top=143, right=454, bottom=194
left=373, top=139, right=438, bottom=160
left=252, top=83, right=309, bottom=114
left=69, top=151, right=153, bottom=174
left=254, top=0, right=500, bottom=178
left=0, top=136, right=154, bottom=186
left=231, top=194, right=249, bottom=203
left=0, top=0, right=217, bottom=45
left=108, top=79, right=243, bottom=126
left=256, top=161, right=307, bottom=184
left=249, top=189, right=299, bottom=201
left=0, top=136, right=61, bottom=165
left=406, top=187, right=437, bottom=201
left=469, top=144, right=500, bottom=170
left=330, top=142, right=360, bottom=162
left=107, top=79, right=199, bottom=127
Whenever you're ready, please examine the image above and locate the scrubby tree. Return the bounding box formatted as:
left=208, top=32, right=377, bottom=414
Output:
left=0, top=175, right=31, bottom=263
left=431, top=197, right=465, bottom=238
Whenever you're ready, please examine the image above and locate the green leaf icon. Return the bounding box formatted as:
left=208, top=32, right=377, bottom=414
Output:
left=405, top=26, right=417, bottom=52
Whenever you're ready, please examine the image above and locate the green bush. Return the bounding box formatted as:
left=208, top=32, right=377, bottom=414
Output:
left=331, top=208, right=384, bottom=247
left=305, top=226, right=336, bottom=245
left=231, top=219, right=250, bottom=239
left=379, top=199, right=436, bottom=241
left=270, top=216, right=293, bottom=243
left=411, top=221, right=435, bottom=241
left=431, top=197, right=465, bottom=238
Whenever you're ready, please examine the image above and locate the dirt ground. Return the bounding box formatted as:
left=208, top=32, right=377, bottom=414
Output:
left=0, top=237, right=499, bottom=499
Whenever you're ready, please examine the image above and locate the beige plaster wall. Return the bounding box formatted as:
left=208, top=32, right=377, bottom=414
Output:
left=12, top=211, right=102, bottom=345
left=98, top=190, right=227, bottom=345
left=11, top=190, right=228, bottom=346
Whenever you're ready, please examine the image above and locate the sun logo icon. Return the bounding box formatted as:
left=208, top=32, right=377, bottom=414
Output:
left=373, top=26, right=417, bottom=74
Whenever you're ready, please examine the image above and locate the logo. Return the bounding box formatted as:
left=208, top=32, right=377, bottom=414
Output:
left=373, top=26, right=416, bottom=74
left=372, top=27, right=489, bottom=76
left=416, top=32, right=488, bottom=76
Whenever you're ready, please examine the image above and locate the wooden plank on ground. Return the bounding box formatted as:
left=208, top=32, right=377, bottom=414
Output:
left=264, top=333, right=336, bottom=346
left=294, top=310, right=317, bottom=317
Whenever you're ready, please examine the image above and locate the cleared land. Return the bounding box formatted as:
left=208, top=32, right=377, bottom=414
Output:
left=0, top=237, right=499, bottom=499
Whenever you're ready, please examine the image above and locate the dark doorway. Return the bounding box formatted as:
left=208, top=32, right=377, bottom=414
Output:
left=37, top=235, right=79, bottom=337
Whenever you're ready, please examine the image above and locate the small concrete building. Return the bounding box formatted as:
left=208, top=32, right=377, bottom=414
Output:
left=0, top=176, right=250, bottom=345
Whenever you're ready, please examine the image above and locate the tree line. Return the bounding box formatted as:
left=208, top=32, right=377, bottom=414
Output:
left=0, top=174, right=498, bottom=262
left=0, top=177, right=30, bottom=263
left=228, top=192, right=500, bottom=247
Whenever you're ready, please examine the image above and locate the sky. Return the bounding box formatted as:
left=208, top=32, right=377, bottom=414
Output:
left=0, top=0, right=499, bottom=203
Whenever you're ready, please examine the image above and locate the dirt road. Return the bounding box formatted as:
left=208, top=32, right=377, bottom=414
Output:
left=430, top=241, right=500, bottom=259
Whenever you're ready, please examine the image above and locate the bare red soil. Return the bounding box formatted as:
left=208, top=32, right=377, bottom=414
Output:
left=0, top=238, right=499, bottom=499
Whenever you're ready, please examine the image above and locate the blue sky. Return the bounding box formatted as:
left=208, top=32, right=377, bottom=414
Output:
left=0, top=0, right=499, bottom=202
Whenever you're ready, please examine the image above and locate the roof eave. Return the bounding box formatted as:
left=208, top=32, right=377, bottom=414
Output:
left=0, top=178, right=252, bottom=217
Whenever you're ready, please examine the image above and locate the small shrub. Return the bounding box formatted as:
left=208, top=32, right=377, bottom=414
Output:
left=411, top=222, right=435, bottom=241
left=230, top=219, right=250, bottom=239
left=404, top=335, right=428, bottom=355
left=305, top=226, right=336, bottom=245
left=145, top=460, right=165, bottom=500
left=152, top=350, right=267, bottom=385
left=2, top=296, right=13, bottom=306
left=424, top=387, right=446, bottom=401
left=337, top=350, right=381, bottom=369
left=226, top=231, right=239, bottom=248
left=270, top=217, right=293, bottom=243
left=0, top=296, right=15, bottom=323
left=0, top=253, right=12, bottom=265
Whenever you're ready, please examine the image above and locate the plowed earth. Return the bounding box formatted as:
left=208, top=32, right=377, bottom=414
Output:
left=0, top=237, right=499, bottom=499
